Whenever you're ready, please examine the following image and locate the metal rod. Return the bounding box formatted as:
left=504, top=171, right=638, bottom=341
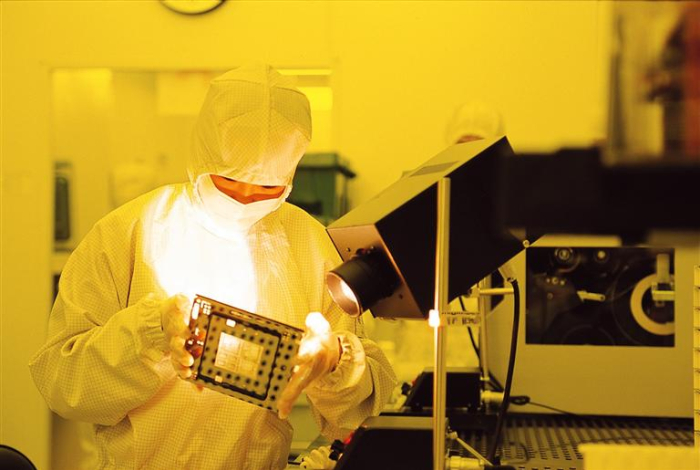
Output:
left=478, top=287, right=514, bottom=296
left=433, top=177, right=450, bottom=470
left=478, top=278, right=490, bottom=387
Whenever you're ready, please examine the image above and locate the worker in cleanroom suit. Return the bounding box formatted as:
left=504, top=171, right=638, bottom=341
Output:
left=29, top=64, right=397, bottom=470
left=445, top=101, right=504, bottom=144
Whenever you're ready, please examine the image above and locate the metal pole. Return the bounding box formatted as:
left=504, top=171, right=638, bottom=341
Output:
left=432, top=177, right=450, bottom=470
left=478, top=278, right=490, bottom=387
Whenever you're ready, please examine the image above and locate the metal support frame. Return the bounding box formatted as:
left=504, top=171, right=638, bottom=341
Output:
left=430, top=177, right=451, bottom=470
left=430, top=177, right=517, bottom=469
left=477, top=278, right=491, bottom=389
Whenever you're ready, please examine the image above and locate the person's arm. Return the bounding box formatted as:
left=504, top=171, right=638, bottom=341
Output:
left=304, top=275, right=397, bottom=440
left=274, top=210, right=398, bottom=438
left=29, top=219, right=173, bottom=426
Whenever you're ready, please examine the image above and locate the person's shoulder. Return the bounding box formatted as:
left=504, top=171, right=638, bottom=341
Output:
left=278, top=202, right=327, bottom=235
left=96, top=183, right=188, bottom=230
left=277, top=203, right=342, bottom=261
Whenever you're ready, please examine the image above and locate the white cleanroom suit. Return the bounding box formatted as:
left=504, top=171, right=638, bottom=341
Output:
left=29, top=64, right=397, bottom=470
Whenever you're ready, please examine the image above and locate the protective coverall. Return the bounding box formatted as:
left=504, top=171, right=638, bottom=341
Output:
left=30, top=64, right=397, bottom=470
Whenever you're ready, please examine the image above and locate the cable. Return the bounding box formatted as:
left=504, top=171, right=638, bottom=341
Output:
left=487, top=279, right=520, bottom=463
left=459, top=298, right=480, bottom=354
left=459, top=296, right=504, bottom=393
left=490, top=375, right=504, bottom=393
left=527, top=401, right=579, bottom=416
left=467, top=327, right=480, bottom=357
left=461, top=294, right=573, bottom=419
left=459, top=296, right=484, bottom=378
left=507, top=395, right=579, bottom=416
left=507, top=395, right=528, bottom=406
left=462, top=280, right=575, bottom=460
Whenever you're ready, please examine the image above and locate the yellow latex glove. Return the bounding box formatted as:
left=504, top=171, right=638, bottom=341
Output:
left=159, top=293, right=195, bottom=379
left=278, top=312, right=341, bottom=419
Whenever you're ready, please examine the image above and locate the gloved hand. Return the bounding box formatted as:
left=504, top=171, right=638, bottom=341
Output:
left=277, top=312, right=341, bottom=419
left=159, top=293, right=195, bottom=379
left=300, top=445, right=337, bottom=470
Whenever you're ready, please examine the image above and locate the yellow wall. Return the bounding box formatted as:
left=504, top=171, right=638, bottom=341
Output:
left=330, top=1, right=610, bottom=202
left=51, top=69, right=335, bottom=247
left=1, top=1, right=611, bottom=467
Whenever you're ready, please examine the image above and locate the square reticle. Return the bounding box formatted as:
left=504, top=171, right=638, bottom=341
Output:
left=186, top=295, right=303, bottom=411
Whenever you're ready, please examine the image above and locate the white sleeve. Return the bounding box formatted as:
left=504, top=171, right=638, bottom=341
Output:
left=29, top=221, right=173, bottom=426
left=305, top=297, right=397, bottom=440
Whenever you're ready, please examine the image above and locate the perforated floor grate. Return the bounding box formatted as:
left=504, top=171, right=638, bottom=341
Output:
left=458, top=414, right=694, bottom=470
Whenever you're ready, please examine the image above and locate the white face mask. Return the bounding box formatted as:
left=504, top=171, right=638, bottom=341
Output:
left=195, top=174, right=290, bottom=234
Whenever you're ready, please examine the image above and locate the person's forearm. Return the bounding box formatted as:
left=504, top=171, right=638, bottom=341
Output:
left=29, top=297, right=172, bottom=425
left=306, top=334, right=397, bottom=439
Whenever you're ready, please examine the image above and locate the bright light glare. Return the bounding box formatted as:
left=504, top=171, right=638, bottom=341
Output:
left=306, top=311, right=330, bottom=336
left=298, top=336, right=323, bottom=358
left=339, top=280, right=359, bottom=306
left=299, top=312, right=330, bottom=358
left=143, top=197, right=257, bottom=312
left=428, top=309, right=441, bottom=328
